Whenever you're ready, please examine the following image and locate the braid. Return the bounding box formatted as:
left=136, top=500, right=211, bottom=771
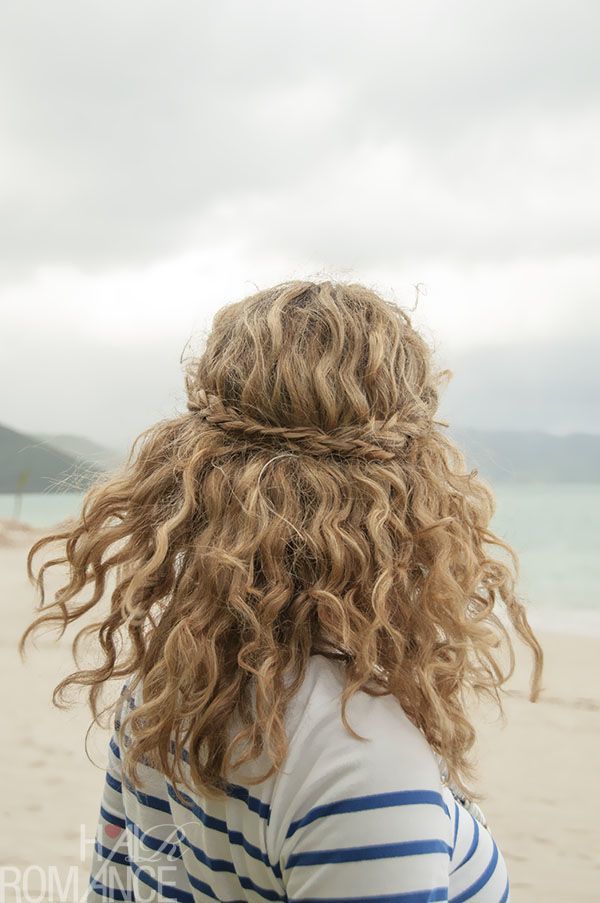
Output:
left=187, top=387, right=428, bottom=461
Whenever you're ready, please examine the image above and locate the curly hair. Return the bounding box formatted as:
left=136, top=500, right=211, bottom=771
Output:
left=19, top=279, right=543, bottom=802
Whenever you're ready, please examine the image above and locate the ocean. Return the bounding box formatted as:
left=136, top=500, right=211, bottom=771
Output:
left=2, top=483, right=598, bottom=635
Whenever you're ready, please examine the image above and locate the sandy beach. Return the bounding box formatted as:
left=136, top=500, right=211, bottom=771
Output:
left=1, top=519, right=598, bottom=902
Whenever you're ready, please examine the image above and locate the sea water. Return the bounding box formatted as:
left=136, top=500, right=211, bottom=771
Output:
left=490, top=483, right=600, bottom=635
left=2, top=483, right=598, bottom=634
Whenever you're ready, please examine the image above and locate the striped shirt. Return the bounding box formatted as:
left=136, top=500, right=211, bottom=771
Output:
left=87, top=653, right=509, bottom=902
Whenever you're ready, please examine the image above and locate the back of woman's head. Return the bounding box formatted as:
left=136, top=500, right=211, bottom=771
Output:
left=21, top=279, right=543, bottom=800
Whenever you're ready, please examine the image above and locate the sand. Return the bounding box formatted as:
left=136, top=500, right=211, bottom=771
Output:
left=1, top=518, right=598, bottom=902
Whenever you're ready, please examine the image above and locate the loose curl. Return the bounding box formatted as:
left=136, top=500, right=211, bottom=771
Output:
left=20, top=279, right=543, bottom=802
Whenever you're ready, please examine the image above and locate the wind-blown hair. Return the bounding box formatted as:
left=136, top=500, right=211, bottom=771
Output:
left=20, top=279, right=543, bottom=801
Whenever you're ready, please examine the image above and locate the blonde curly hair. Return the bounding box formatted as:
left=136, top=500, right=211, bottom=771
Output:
left=20, top=279, right=543, bottom=802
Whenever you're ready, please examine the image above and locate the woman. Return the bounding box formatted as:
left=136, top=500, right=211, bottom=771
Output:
left=21, top=279, right=543, bottom=902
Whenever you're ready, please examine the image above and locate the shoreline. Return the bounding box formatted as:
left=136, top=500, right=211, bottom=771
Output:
left=527, top=608, right=600, bottom=639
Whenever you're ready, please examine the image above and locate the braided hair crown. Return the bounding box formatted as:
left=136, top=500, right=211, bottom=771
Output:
left=187, top=387, right=428, bottom=461
left=184, top=279, right=442, bottom=462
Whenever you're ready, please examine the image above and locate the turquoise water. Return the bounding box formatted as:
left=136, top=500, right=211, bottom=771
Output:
left=491, top=483, right=599, bottom=612
left=0, top=491, right=87, bottom=528
left=2, top=484, right=598, bottom=628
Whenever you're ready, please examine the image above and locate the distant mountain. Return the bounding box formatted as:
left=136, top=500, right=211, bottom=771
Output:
left=35, top=432, right=123, bottom=470
left=0, top=423, right=103, bottom=493
left=449, top=427, right=600, bottom=483
left=1, top=422, right=599, bottom=494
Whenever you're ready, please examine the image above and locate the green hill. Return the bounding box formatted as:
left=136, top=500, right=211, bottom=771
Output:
left=0, top=423, right=103, bottom=493
left=35, top=432, right=123, bottom=470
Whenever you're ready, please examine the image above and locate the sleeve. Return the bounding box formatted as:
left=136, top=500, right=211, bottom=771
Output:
left=86, top=724, right=135, bottom=902
left=279, top=771, right=452, bottom=902
left=275, top=714, right=453, bottom=903
left=446, top=787, right=510, bottom=902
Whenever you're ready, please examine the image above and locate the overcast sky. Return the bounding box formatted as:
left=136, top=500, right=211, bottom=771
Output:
left=1, top=1, right=599, bottom=452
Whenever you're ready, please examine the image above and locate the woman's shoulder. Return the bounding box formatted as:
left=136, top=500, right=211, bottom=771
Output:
left=267, top=654, right=452, bottom=880
left=282, top=653, right=445, bottom=789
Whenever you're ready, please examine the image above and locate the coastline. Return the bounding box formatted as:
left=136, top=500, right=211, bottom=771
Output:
left=527, top=607, right=600, bottom=639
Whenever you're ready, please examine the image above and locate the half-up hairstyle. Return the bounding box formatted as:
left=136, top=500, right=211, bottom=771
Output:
left=20, top=279, right=543, bottom=801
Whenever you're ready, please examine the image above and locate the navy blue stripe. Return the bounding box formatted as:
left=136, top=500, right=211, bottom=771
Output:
left=167, top=783, right=228, bottom=832
left=225, top=781, right=272, bottom=821
left=123, top=777, right=172, bottom=814
left=110, top=737, right=121, bottom=760
left=89, top=878, right=134, bottom=901
left=451, top=841, right=499, bottom=902
left=171, top=741, right=273, bottom=823
left=286, top=838, right=452, bottom=868
left=176, top=830, right=237, bottom=873
left=288, top=888, right=448, bottom=903
left=499, top=877, right=510, bottom=903
left=237, top=874, right=286, bottom=902
left=453, top=817, right=479, bottom=872
left=208, top=825, right=282, bottom=879
left=126, top=816, right=182, bottom=858
left=186, top=870, right=244, bottom=902
left=100, top=805, right=126, bottom=830
left=177, top=830, right=285, bottom=901
left=166, top=782, right=282, bottom=879
left=286, top=790, right=449, bottom=839
left=106, top=771, right=122, bottom=794
left=452, top=800, right=460, bottom=852
left=130, top=859, right=194, bottom=903
left=94, top=841, right=129, bottom=867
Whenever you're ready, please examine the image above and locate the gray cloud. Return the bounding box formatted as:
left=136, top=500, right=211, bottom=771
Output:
left=438, top=340, right=600, bottom=435
left=1, top=0, right=599, bottom=446
left=0, top=312, right=190, bottom=452
left=1, top=1, right=600, bottom=276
